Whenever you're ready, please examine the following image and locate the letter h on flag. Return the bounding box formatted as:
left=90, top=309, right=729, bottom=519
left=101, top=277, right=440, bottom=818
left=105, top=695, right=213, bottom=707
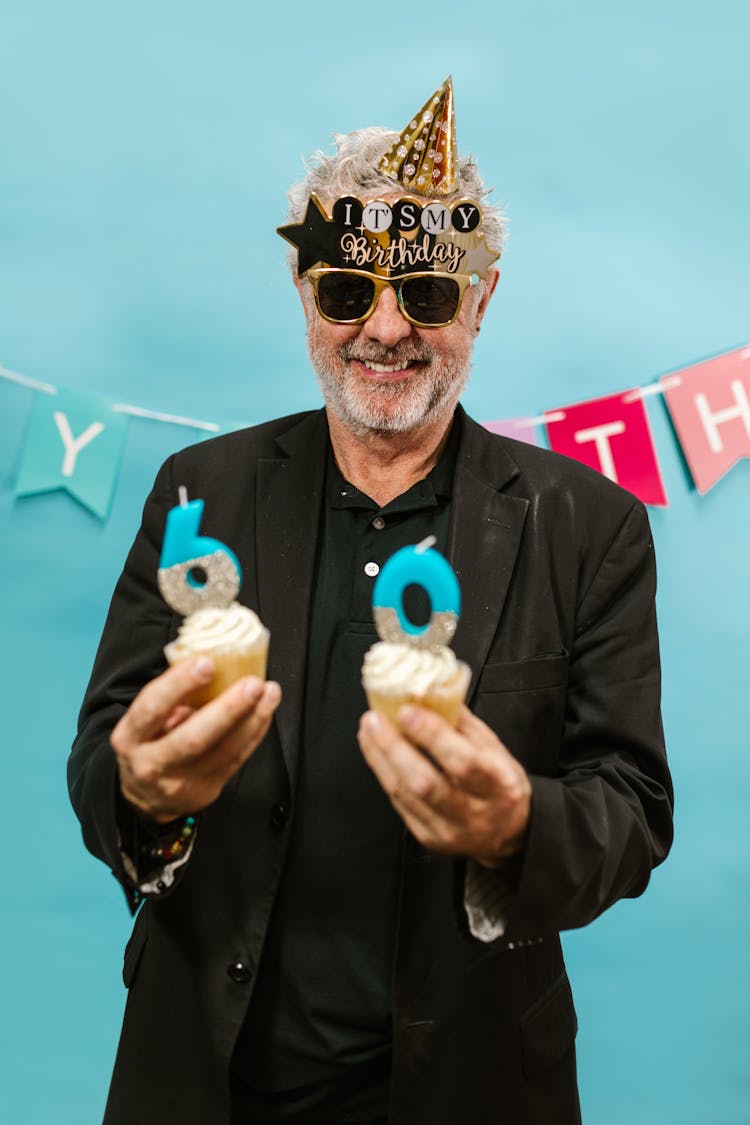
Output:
left=661, top=347, right=750, bottom=494
left=15, top=387, right=129, bottom=518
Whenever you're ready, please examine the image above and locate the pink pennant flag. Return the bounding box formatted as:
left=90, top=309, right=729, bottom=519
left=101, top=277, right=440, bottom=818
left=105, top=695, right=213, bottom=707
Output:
left=482, top=418, right=539, bottom=446
left=544, top=389, right=668, bottom=506
left=661, top=346, right=750, bottom=494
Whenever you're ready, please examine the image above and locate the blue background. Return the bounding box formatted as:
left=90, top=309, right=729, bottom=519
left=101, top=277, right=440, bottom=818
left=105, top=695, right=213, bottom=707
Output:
left=1, top=2, right=748, bottom=1122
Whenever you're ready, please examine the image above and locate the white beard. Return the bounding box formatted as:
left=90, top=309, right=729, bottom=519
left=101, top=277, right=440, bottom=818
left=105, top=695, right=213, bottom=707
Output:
left=308, top=337, right=472, bottom=438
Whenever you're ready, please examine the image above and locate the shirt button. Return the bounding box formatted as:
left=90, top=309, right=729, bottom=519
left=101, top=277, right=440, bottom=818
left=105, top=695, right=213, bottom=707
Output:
left=364, top=561, right=380, bottom=577
left=372, top=516, right=386, bottom=530
left=227, top=961, right=252, bottom=984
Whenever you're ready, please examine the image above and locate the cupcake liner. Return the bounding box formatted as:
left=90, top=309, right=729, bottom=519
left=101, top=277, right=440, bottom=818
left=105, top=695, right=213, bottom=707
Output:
left=364, top=661, right=471, bottom=729
left=164, top=629, right=269, bottom=707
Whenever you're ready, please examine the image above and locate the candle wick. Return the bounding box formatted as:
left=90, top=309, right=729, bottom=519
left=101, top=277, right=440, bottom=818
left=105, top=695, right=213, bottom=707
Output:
left=178, top=485, right=189, bottom=508
left=415, top=535, right=437, bottom=554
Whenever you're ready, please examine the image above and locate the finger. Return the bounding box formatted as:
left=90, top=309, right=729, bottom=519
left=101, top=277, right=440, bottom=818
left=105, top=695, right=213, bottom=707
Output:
left=455, top=706, right=514, bottom=763
left=164, top=704, right=194, bottom=733
left=389, top=791, right=441, bottom=844
left=455, top=705, right=497, bottom=740
left=119, top=658, right=215, bottom=743
left=158, top=677, right=280, bottom=770
left=167, top=680, right=282, bottom=782
left=358, top=711, right=446, bottom=806
left=402, top=705, right=524, bottom=795
left=242, top=679, right=282, bottom=741
left=389, top=790, right=466, bottom=852
left=397, top=705, right=495, bottom=794
left=357, top=711, right=403, bottom=794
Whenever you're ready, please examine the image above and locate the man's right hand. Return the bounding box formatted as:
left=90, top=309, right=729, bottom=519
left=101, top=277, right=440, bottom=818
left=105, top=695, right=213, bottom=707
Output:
left=110, top=657, right=282, bottom=823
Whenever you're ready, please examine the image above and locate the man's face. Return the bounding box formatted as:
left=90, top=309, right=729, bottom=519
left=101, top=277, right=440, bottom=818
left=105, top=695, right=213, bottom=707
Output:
left=294, top=190, right=499, bottom=436
left=297, top=264, right=498, bottom=437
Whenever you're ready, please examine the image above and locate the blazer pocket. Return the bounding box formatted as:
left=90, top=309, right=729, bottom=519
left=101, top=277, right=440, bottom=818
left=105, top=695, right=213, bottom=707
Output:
left=476, top=653, right=568, bottom=695
left=520, top=970, right=578, bottom=1079
left=122, top=905, right=149, bottom=989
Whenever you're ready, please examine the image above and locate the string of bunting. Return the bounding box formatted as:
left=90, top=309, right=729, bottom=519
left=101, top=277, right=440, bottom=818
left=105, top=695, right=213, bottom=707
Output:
left=2, top=345, right=749, bottom=519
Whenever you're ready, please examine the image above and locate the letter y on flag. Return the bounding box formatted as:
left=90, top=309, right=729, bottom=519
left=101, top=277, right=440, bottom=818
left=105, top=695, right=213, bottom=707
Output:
left=15, top=387, right=129, bottom=518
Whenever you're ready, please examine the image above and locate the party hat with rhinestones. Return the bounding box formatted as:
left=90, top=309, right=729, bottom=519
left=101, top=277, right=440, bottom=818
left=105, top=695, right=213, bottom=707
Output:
left=378, top=77, right=458, bottom=197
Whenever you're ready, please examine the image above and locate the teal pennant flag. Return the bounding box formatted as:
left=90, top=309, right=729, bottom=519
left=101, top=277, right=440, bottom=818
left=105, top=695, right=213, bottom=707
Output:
left=15, top=387, right=129, bottom=519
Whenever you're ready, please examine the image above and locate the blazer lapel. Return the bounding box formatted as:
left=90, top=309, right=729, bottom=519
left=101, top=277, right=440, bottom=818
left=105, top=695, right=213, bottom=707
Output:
left=448, top=414, right=529, bottom=698
left=256, top=410, right=328, bottom=778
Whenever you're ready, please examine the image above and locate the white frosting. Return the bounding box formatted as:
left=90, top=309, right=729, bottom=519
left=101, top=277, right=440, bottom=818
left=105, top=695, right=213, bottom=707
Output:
left=172, top=602, right=265, bottom=653
left=362, top=641, right=460, bottom=695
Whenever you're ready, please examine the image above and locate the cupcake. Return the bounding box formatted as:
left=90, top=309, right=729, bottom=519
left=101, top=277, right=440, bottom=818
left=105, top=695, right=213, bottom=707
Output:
left=164, top=602, right=269, bottom=707
left=362, top=639, right=470, bottom=728
left=157, top=488, right=269, bottom=707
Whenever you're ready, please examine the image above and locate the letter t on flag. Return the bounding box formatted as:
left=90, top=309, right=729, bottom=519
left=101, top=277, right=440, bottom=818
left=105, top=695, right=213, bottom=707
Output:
left=15, top=387, right=129, bottom=518
left=544, top=389, right=668, bottom=506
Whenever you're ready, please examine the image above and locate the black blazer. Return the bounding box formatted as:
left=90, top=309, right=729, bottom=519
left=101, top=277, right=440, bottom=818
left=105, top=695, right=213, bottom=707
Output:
left=69, top=407, right=673, bottom=1125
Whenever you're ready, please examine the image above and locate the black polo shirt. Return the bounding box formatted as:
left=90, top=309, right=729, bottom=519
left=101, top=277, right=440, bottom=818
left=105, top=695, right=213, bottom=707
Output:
left=230, top=418, right=459, bottom=1123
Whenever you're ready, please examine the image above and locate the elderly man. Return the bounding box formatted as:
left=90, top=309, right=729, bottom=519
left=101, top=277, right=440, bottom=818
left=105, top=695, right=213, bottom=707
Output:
left=70, top=79, right=673, bottom=1125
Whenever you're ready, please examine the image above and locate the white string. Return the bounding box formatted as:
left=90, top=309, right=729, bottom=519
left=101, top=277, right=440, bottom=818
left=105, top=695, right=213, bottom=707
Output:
left=111, top=403, right=220, bottom=431
left=1, top=362, right=221, bottom=431
left=514, top=411, right=566, bottom=428
left=622, top=375, right=683, bottom=403
left=0, top=364, right=56, bottom=395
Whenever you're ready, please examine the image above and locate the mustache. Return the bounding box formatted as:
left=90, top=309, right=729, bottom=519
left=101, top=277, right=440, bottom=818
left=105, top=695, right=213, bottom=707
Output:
left=339, top=341, right=432, bottom=366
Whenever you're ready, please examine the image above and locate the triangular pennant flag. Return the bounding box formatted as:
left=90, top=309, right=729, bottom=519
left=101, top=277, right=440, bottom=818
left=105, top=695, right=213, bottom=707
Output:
left=15, top=387, right=129, bottom=519
left=544, top=388, right=668, bottom=506
left=483, top=418, right=539, bottom=445
left=661, top=346, right=750, bottom=494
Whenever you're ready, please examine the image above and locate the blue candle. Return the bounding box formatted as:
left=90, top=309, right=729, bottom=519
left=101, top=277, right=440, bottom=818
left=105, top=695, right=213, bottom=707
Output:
left=157, top=487, right=242, bottom=615
left=373, top=536, right=460, bottom=647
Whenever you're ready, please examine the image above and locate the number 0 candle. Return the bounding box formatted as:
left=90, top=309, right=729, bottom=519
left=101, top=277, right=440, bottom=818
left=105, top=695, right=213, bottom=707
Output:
left=372, top=536, right=461, bottom=648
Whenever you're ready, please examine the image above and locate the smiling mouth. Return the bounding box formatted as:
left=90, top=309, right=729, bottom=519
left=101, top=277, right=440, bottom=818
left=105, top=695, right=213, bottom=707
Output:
left=353, top=357, right=424, bottom=375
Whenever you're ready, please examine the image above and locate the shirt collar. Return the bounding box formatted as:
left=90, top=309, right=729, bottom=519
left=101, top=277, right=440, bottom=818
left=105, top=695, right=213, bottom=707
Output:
left=327, top=411, right=461, bottom=513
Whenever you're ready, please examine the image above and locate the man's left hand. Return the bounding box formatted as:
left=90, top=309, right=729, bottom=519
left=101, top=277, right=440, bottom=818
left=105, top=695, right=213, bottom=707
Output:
left=357, top=705, right=531, bottom=867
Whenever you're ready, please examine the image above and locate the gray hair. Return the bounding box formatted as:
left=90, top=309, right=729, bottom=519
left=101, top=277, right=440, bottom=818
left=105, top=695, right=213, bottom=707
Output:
left=285, top=126, right=506, bottom=258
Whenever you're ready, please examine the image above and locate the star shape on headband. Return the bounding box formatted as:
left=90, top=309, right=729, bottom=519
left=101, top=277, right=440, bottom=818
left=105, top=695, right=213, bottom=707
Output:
left=456, top=233, right=500, bottom=278
left=277, top=194, right=343, bottom=276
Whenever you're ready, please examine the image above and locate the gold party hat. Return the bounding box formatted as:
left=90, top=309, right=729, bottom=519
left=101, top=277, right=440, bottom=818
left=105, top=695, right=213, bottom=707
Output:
left=379, top=77, right=458, bottom=197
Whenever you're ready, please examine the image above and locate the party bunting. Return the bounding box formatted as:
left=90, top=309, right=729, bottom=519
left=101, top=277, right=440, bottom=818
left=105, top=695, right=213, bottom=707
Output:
left=661, top=347, right=750, bottom=494
left=2, top=345, right=748, bottom=519
left=15, top=387, right=129, bottom=518
left=544, top=388, right=668, bottom=507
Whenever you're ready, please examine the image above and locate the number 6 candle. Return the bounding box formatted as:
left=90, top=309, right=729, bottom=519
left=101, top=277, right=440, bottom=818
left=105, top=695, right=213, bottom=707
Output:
left=157, top=486, right=242, bottom=615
